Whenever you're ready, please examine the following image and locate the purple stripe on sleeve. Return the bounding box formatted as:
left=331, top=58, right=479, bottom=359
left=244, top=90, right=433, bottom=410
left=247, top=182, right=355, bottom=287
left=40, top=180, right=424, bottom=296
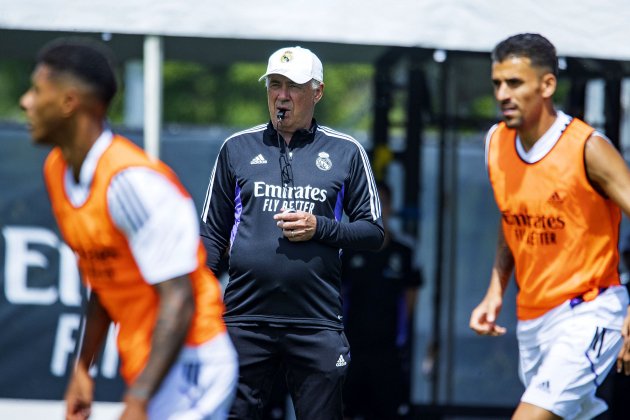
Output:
left=230, top=185, right=242, bottom=249
left=334, top=185, right=344, bottom=221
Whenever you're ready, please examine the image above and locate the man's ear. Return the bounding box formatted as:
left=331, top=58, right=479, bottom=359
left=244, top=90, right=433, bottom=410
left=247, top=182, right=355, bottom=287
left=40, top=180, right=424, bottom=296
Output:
left=60, top=87, right=81, bottom=117
left=541, top=73, right=557, bottom=99
left=314, top=84, right=324, bottom=104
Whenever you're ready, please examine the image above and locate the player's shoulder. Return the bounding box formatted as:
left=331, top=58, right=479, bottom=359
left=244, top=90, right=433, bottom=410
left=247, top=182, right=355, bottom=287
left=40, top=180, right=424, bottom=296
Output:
left=317, top=125, right=358, bottom=143
left=586, top=130, right=612, bottom=145
left=316, top=125, right=366, bottom=154
left=223, top=124, right=267, bottom=146
left=485, top=122, right=504, bottom=140
left=566, top=114, right=610, bottom=149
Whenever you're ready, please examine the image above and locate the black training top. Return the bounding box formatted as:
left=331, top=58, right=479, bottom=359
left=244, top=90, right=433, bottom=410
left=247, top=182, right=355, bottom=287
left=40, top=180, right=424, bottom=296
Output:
left=201, top=120, right=384, bottom=330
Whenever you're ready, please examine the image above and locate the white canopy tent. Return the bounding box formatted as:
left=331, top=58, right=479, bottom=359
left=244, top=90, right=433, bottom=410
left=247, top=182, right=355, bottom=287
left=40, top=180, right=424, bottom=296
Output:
left=3, top=0, right=630, bottom=60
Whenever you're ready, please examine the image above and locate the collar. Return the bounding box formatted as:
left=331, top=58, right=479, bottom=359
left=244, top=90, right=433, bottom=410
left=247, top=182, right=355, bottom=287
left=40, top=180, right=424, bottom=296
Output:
left=67, top=129, right=113, bottom=189
left=264, top=119, right=318, bottom=148
left=516, top=111, right=571, bottom=163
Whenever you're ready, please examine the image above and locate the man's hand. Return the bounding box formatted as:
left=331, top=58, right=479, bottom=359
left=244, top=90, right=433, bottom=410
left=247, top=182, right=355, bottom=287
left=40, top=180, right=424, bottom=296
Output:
left=274, top=209, right=317, bottom=242
left=617, top=306, right=630, bottom=375
left=120, top=392, right=149, bottom=420
left=65, top=365, right=94, bottom=420
left=469, top=294, right=507, bottom=336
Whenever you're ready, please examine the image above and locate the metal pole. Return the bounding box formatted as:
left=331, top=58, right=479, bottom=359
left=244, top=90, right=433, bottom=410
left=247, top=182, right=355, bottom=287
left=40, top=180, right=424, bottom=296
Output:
left=604, top=71, right=622, bottom=149
left=143, top=35, right=163, bottom=159
left=430, top=52, right=448, bottom=405
left=404, top=54, right=424, bottom=238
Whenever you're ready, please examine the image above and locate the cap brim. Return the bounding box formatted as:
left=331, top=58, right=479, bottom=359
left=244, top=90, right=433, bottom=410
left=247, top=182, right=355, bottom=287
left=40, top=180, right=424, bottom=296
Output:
left=258, top=70, right=312, bottom=84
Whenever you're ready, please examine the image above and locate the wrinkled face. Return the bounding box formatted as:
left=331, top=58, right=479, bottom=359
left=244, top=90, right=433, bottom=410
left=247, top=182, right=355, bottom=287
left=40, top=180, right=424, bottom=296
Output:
left=20, top=64, right=67, bottom=146
left=266, top=74, right=323, bottom=133
left=491, top=56, right=555, bottom=130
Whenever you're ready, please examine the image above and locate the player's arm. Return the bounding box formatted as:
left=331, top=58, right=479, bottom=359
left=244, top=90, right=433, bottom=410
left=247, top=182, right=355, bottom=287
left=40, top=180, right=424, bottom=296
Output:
left=122, top=275, right=194, bottom=415
left=108, top=167, right=206, bottom=411
left=200, top=142, right=237, bottom=274
left=584, top=133, right=630, bottom=214
left=65, top=292, right=111, bottom=420
left=583, top=133, right=630, bottom=375
left=325, top=146, right=384, bottom=250
left=469, top=220, right=513, bottom=336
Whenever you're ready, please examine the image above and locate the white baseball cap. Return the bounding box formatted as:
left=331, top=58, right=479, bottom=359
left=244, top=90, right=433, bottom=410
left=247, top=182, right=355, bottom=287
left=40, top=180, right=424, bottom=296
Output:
left=259, top=46, right=323, bottom=84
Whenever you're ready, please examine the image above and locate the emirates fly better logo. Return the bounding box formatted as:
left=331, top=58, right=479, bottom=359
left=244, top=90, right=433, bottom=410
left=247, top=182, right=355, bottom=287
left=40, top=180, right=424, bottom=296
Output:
left=502, top=210, right=565, bottom=246
left=255, top=181, right=327, bottom=214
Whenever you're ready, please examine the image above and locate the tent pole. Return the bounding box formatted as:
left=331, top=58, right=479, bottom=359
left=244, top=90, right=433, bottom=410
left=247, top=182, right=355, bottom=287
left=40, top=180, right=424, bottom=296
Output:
left=143, top=35, right=163, bottom=159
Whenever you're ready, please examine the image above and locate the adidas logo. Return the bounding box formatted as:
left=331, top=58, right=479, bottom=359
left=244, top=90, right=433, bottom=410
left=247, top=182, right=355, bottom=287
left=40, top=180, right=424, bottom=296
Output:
left=548, top=191, right=563, bottom=204
left=536, top=380, right=550, bottom=393
left=250, top=154, right=267, bottom=165
left=335, top=355, right=347, bottom=367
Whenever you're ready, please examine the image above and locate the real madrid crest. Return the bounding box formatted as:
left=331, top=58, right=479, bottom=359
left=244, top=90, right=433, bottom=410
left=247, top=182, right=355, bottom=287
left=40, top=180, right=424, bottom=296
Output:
left=316, top=152, right=332, bottom=171
left=280, top=51, right=293, bottom=63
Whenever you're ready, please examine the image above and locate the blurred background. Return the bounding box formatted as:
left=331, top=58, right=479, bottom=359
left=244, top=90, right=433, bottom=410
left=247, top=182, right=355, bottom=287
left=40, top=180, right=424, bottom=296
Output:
left=2, top=1, right=630, bottom=418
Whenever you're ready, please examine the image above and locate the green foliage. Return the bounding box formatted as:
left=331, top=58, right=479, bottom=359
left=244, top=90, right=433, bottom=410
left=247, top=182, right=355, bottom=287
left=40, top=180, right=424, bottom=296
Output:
left=0, top=60, right=32, bottom=121
left=223, top=63, right=269, bottom=127
left=470, top=95, right=496, bottom=119
left=162, top=61, right=220, bottom=123
left=555, top=78, right=570, bottom=108
left=316, top=64, right=374, bottom=130
left=0, top=58, right=374, bottom=131
left=161, top=61, right=373, bottom=130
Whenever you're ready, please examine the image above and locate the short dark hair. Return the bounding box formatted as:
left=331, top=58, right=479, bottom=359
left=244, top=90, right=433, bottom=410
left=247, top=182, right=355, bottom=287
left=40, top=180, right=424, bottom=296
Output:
left=491, top=33, right=558, bottom=77
left=37, top=37, right=118, bottom=107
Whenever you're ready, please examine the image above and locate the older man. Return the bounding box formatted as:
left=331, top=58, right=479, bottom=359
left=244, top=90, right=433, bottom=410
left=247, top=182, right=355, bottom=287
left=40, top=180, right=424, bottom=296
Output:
left=200, top=46, right=384, bottom=419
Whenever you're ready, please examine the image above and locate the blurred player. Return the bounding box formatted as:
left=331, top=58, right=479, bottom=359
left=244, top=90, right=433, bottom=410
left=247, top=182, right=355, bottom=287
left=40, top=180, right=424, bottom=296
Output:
left=470, top=33, right=630, bottom=419
left=21, top=37, right=237, bottom=419
left=200, top=46, right=383, bottom=419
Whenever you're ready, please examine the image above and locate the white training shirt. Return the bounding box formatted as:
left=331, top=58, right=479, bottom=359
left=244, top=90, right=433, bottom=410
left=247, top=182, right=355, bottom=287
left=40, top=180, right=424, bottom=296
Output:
left=63, top=130, right=199, bottom=284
